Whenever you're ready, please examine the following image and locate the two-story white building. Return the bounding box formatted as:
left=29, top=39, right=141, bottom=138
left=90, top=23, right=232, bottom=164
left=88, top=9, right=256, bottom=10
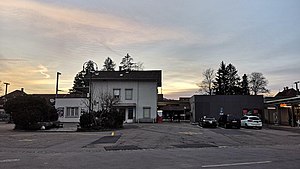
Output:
left=91, top=70, right=162, bottom=123
left=55, top=70, right=162, bottom=123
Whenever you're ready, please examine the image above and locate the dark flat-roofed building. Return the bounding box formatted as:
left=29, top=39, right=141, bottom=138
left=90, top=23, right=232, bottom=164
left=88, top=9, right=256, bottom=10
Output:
left=190, top=95, right=264, bottom=123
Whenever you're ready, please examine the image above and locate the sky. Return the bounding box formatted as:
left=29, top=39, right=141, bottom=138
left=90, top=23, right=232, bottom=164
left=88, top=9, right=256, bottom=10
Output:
left=0, top=0, right=299, bottom=99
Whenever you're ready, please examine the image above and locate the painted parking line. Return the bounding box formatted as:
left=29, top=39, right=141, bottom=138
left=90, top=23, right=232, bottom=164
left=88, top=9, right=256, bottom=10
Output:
left=202, top=161, right=272, bottom=168
left=0, top=159, right=20, bottom=163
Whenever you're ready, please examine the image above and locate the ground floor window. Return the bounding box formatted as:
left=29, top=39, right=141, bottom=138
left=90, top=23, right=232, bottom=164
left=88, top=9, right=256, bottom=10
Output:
left=66, top=107, right=79, bottom=118
left=143, top=107, right=151, bottom=118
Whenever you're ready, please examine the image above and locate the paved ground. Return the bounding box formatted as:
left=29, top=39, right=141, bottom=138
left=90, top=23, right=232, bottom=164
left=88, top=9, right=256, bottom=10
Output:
left=0, top=122, right=300, bottom=168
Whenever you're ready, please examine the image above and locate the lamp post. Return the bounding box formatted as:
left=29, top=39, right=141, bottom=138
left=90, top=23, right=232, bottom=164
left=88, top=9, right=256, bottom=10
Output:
left=3, top=82, right=10, bottom=95
left=82, top=60, right=98, bottom=115
left=56, top=72, right=61, bottom=98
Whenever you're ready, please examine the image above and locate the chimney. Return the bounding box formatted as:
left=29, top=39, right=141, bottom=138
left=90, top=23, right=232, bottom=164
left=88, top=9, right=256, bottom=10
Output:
left=295, top=81, right=300, bottom=95
left=21, top=88, right=24, bottom=92
left=119, top=66, right=122, bottom=71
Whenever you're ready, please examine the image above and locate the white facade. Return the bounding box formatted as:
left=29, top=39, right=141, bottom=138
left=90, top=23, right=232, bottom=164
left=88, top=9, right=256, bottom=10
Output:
left=91, top=81, right=158, bottom=123
left=55, top=98, right=88, bottom=123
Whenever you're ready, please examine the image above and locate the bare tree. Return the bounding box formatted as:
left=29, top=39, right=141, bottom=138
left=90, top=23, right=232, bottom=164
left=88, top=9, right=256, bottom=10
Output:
left=134, top=61, right=144, bottom=71
left=197, top=68, right=215, bottom=95
left=96, top=92, right=120, bottom=112
left=249, top=72, right=269, bottom=95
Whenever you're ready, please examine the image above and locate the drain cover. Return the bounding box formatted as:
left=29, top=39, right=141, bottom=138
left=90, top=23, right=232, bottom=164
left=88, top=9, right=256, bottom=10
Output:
left=104, top=145, right=141, bottom=151
left=173, top=143, right=217, bottom=148
left=90, top=135, right=121, bottom=144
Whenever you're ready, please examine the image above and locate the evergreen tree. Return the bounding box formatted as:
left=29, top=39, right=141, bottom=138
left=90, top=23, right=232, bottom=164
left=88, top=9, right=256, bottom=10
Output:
left=241, top=74, right=250, bottom=95
left=70, top=60, right=97, bottom=94
left=214, top=61, right=242, bottom=95
left=120, top=53, right=134, bottom=71
left=226, top=63, right=240, bottom=95
left=214, top=61, right=228, bottom=95
left=102, top=57, right=116, bottom=71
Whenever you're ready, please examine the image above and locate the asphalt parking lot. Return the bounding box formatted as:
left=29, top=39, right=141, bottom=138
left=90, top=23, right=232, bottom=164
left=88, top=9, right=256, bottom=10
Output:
left=1, top=122, right=300, bottom=168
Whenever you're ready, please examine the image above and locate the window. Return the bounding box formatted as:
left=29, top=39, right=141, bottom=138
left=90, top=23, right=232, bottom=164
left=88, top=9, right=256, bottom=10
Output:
left=128, top=108, right=133, bottom=119
left=113, top=89, right=121, bottom=99
left=241, top=117, right=248, bottom=120
left=143, top=107, right=151, bottom=118
left=66, top=107, right=79, bottom=118
left=125, top=89, right=133, bottom=100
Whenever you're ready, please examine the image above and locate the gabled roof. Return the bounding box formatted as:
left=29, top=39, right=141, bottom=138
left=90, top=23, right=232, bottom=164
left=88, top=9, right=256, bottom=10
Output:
left=0, top=90, right=27, bottom=106
left=275, top=88, right=298, bottom=99
left=0, top=90, right=27, bottom=100
left=90, top=70, right=162, bottom=87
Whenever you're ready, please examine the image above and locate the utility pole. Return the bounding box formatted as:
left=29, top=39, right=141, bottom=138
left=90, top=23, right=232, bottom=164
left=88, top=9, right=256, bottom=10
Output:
left=4, top=82, right=10, bottom=95
left=295, top=81, right=300, bottom=95
left=56, top=72, right=61, bottom=98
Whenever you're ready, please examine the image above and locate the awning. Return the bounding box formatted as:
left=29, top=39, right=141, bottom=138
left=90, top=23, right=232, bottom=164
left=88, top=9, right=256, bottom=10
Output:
left=114, top=103, right=136, bottom=107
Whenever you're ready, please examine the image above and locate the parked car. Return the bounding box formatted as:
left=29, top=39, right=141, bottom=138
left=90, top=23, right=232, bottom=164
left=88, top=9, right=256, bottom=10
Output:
left=199, top=117, right=218, bottom=128
left=240, top=116, right=262, bottom=129
left=218, top=114, right=241, bottom=129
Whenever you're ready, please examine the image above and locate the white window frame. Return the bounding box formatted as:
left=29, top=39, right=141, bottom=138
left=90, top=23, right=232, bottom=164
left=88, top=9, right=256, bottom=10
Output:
left=143, top=107, right=151, bottom=119
left=113, top=89, right=121, bottom=99
left=66, top=107, right=79, bottom=118
left=125, top=89, right=133, bottom=100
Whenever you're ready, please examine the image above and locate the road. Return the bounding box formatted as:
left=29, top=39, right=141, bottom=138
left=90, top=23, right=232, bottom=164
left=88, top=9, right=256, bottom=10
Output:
left=0, top=122, right=300, bottom=168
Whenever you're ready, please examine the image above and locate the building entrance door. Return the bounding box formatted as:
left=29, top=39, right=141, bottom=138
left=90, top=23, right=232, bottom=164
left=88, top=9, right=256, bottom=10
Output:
left=126, top=108, right=134, bottom=123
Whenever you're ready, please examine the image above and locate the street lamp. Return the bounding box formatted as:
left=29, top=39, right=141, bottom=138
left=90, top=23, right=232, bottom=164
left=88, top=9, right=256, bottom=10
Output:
left=56, top=72, right=61, bottom=98
left=3, top=82, right=10, bottom=95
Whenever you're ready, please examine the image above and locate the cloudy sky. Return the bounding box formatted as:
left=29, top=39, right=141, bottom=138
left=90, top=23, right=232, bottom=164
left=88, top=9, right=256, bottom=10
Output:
left=0, top=0, right=299, bottom=99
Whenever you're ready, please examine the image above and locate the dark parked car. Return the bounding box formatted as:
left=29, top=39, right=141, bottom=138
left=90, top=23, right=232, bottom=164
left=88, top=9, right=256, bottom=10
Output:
left=199, top=117, right=218, bottom=128
left=218, top=114, right=241, bottom=129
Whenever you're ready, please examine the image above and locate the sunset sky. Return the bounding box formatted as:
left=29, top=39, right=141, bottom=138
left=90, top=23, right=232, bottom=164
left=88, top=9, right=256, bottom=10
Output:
left=1, top=0, right=299, bottom=99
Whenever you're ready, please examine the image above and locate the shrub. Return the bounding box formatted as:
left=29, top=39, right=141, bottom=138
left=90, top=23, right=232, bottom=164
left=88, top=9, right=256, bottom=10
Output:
left=79, top=108, right=124, bottom=130
left=4, top=95, right=58, bottom=130
left=79, top=113, right=92, bottom=128
left=98, top=108, right=124, bottom=129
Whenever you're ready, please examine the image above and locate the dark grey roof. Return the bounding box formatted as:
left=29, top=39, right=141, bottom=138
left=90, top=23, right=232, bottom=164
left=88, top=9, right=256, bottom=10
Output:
left=90, top=70, right=162, bottom=87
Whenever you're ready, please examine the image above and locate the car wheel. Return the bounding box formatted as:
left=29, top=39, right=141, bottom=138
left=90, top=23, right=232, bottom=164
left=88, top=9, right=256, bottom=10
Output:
left=258, top=127, right=262, bottom=130
left=245, top=123, right=248, bottom=129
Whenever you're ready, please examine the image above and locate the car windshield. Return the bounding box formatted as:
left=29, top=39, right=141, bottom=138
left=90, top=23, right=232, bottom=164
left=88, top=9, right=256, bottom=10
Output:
left=227, top=115, right=239, bottom=120
left=250, top=117, right=260, bottom=120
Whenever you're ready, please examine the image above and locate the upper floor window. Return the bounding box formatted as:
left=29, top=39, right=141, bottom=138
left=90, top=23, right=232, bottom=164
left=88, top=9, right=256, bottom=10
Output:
left=125, top=89, right=133, bottom=100
left=113, top=89, right=121, bottom=99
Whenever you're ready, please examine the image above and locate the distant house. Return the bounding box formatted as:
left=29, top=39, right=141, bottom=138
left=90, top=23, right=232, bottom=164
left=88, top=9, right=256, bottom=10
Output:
left=56, top=70, right=162, bottom=123
left=0, top=88, right=27, bottom=115
left=274, top=87, right=298, bottom=99
left=157, top=95, right=191, bottom=122
left=190, top=95, right=264, bottom=123
left=264, top=87, right=300, bottom=126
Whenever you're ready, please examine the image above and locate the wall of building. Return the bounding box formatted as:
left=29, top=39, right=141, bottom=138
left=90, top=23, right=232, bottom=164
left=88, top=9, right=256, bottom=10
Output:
left=190, top=95, right=264, bottom=123
left=55, top=98, right=88, bottom=123
left=92, top=81, right=157, bottom=122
